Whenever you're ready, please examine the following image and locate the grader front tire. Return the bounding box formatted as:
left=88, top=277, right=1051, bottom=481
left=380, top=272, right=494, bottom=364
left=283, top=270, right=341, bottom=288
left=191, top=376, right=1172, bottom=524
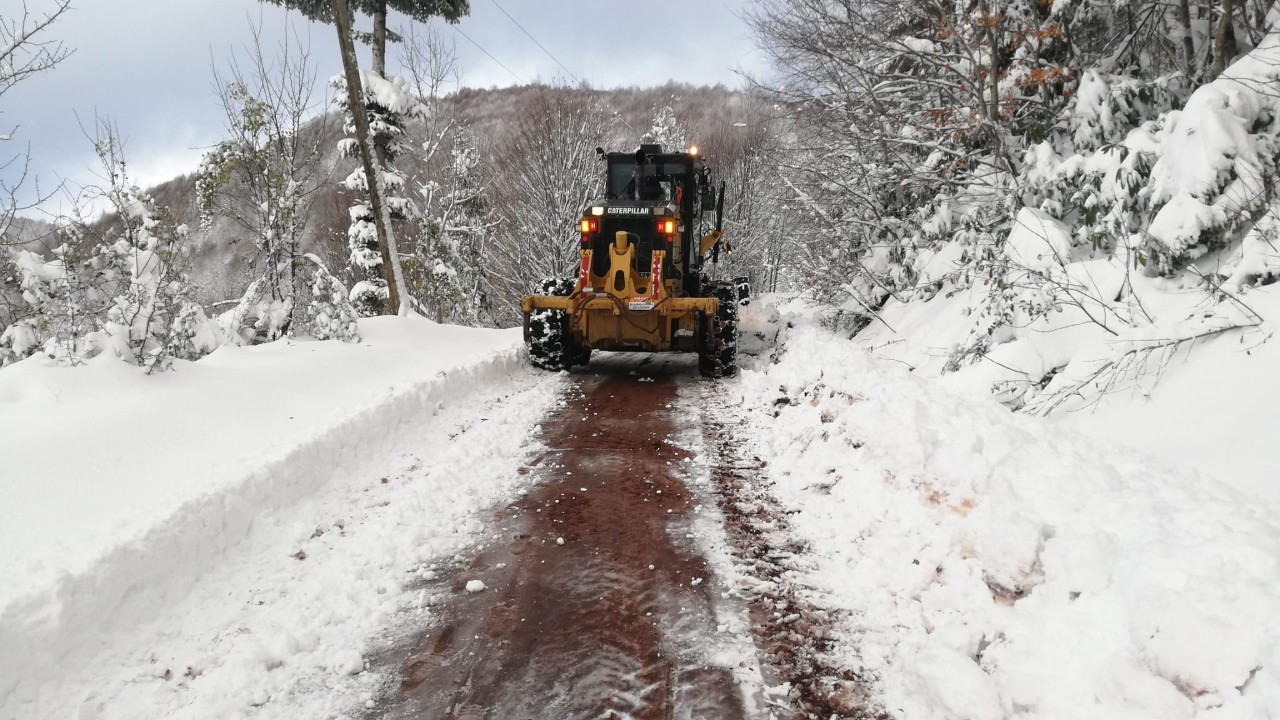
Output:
left=698, top=282, right=739, bottom=378
left=526, top=278, right=590, bottom=371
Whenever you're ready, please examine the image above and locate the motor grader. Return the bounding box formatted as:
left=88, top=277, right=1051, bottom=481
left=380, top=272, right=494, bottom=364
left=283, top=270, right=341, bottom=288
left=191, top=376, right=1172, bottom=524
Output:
left=521, top=144, right=740, bottom=378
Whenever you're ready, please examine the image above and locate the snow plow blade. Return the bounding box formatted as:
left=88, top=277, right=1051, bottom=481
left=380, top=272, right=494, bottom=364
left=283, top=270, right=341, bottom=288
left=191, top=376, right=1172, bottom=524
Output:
left=521, top=291, right=718, bottom=355
left=521, top=294, right=719, bottom=315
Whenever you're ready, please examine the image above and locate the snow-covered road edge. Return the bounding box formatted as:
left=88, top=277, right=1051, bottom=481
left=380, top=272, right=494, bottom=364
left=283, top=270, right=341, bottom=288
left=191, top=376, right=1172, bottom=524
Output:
left=1, top=338, right=529, bottom=713
left=734, top=300, right=1280, bottom=720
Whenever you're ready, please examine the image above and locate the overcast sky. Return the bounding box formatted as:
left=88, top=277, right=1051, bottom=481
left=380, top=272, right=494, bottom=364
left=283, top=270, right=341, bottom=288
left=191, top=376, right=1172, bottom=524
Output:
left=3, top=0, right=769, bottom=218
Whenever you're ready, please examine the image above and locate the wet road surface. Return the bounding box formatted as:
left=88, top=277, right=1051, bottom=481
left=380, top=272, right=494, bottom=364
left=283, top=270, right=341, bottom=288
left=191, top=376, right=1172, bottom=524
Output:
left=370, top=355, right=753, bottom=719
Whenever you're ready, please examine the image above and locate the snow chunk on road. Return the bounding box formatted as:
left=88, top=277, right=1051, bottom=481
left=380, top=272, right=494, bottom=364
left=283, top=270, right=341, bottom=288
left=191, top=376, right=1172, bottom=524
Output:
left=465, top=580, right=487, bottom=593
left=331, top=649, right=365, bottom=676
left=904, top=648, right=1002, bottom=720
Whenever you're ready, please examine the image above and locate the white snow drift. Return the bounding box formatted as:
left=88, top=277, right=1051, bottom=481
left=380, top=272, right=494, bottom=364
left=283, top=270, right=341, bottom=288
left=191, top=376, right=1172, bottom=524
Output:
left=737, top=301, right=1280, bottom=720
left=0, top=316, right=555, bottom=718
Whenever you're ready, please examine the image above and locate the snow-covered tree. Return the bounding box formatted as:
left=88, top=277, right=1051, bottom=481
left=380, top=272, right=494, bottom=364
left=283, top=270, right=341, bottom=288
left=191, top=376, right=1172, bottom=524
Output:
left=1, top=125, right=219, bottom=369
left=643, top=102, right=686, bottom=151
left=485, top=87, right=612, bottom=322
left=196, top=21, right=360, bottom=343
left=332, top=70, right=426, bottom=315
left=261, top=0, right=470, bottom=317
left=411, top=125, right=493, bottom=324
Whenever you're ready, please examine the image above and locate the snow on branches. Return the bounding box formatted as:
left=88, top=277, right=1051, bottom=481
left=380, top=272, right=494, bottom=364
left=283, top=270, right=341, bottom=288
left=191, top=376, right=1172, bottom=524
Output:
left=196, top=32, right=361, bottom=345
left=1, top=132, right=219, bottom=369
left=749, top=0, right=1280, bottom=411
left=331, top=70, right=425, bottom=316
left=410, top=126, right=493, bottom=325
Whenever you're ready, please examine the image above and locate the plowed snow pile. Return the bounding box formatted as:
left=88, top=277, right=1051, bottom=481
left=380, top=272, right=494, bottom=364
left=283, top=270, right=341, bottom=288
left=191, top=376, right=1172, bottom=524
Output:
left=0, top=317, right=554, bottom=718
left=736, top=301, right=1280, bottom=720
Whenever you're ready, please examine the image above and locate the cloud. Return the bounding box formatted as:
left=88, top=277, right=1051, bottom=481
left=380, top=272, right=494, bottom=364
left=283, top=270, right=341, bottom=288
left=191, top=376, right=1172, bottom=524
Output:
left=2, top=0, right=768, bottom=218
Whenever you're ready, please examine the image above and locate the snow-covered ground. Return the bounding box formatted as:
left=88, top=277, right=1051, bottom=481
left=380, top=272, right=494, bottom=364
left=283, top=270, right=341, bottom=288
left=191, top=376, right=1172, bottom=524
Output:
left=0, top=317, right=564, bottom=718
left=1061, top=290, right=1280, bottom=503
left=854, top=282, right=1280, bottom=504
left=6, top=294, right=1279, bottom=720
left=735, top=298, right=1280, bottom=719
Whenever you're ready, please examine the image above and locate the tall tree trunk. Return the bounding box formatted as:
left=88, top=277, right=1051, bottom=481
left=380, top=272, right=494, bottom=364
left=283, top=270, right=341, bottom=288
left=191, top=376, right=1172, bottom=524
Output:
left=331, top=0, right=402, bottom=315
left=1215, top=0, right=1238, bottom=75
left=1177, top=0, right=1196, bottom=80
left=979, top=1, right=1001, bottom=122
left=370, top=0, right=390, bottom=170
left=372, top=0, right=388, bottom=77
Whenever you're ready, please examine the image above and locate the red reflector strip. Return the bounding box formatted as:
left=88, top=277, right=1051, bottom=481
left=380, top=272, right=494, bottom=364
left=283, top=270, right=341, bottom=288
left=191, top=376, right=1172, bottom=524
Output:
left=650, top=253, right=662, bottom=301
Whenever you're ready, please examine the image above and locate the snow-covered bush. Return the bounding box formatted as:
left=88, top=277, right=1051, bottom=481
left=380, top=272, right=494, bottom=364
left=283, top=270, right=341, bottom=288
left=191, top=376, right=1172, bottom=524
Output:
left=1145, top=35, right=1280, bottom=269
left=0, top=243, right=85, bottom=363
left=306, top=254, right=361, bottom=342
left=219, top=255, right=362, bottom=345
left=1, top=132, right=219, bottom=370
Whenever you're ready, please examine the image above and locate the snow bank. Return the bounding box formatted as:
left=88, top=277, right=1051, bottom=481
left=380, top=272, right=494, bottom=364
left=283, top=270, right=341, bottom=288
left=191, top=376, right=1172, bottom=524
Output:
left=48, top=369, right=556, bottom=719
left=856, top=277, right=1280, bottom=502
left=737, top=305, right=1280, bottom=720
left=1064, top=286, right=1280, bottom=502
left=0, top=317, right=527, bottom=714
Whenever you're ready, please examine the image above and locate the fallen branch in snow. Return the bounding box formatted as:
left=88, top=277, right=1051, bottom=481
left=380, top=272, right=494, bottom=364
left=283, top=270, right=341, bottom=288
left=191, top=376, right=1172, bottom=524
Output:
left=1022, top=318, right=1262, bottom=416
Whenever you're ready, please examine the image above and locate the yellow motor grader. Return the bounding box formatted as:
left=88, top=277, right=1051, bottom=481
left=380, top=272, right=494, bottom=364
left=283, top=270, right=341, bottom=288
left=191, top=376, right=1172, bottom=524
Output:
left=520, top=144, right=741, bottom=377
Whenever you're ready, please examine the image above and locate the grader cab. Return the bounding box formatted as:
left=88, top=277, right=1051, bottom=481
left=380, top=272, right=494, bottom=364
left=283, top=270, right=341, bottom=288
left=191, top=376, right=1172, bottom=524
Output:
left=520, top=144, right=740, bottom=378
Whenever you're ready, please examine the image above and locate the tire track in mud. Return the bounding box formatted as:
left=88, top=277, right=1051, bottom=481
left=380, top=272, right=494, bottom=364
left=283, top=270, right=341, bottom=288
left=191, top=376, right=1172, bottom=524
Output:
left=697, top=387, right=885, bottom=720
left=369, top=358, right=748, bottom=719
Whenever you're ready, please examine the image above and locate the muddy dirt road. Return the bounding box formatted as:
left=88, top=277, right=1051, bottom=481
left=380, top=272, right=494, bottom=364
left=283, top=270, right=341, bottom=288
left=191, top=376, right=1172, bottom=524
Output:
left=370, top=355, right=760, bottom=719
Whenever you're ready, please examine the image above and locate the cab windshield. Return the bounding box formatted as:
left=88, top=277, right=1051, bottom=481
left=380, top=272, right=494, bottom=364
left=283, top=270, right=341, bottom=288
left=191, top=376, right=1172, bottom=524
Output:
left=607, top=159, right=690, bottom=202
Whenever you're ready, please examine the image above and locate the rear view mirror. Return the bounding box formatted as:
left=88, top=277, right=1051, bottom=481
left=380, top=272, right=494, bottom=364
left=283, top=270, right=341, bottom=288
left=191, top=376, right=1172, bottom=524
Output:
left=701, top=191, right=716, bottom=211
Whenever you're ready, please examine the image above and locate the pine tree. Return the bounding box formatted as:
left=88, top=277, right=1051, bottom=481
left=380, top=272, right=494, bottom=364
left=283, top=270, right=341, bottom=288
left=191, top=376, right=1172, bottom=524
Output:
left=260, top=0, right=468, bottom=75
left=261, top=0, right=469, bottom=316
left=332, top=70, right=426, bottom=315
